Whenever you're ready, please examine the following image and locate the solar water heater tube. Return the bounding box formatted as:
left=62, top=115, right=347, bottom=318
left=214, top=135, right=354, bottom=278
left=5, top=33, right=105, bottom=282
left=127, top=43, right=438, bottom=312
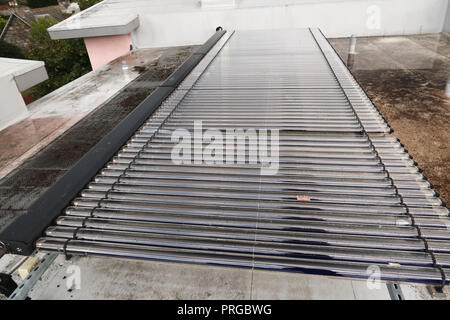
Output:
left=33, top=28, right=450, bottom=286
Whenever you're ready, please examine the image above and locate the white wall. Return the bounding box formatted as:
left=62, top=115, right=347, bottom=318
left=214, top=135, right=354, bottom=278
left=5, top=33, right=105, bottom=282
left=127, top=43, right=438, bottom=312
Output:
left=129, top=0, right=449, bottom=48
left=0, top=75, right=29, bottom=132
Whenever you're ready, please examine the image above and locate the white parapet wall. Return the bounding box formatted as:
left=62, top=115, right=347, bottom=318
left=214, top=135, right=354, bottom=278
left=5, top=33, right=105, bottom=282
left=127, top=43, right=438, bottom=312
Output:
left=0, top=58, right=48, bottom=131
left=201, top=0, right=236, bottom=9
left=48, top=0, right=450, bottom=49
left=0, top=75, right=29, bottom=131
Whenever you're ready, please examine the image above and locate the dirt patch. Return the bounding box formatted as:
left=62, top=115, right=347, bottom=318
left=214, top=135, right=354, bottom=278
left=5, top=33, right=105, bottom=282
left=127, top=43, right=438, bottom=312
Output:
left=329, top=35, right=450, bottom=206
left=357, top=68, right=450, bottom=204
left=120, top=91, right=153, bottom=109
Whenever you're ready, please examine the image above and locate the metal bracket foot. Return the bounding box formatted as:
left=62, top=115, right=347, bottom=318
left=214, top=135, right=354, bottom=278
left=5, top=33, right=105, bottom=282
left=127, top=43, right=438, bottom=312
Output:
left=8, top=253, right=57, bottom=300
left=427, top=285, right=447, bottom=299
left=387, top=282, right=405, bottom=300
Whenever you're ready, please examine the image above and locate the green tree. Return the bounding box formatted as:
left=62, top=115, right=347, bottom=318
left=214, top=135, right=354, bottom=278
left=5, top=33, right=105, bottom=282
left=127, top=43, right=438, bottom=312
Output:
left=26, top=0, right=58, bottom=8
left=75, top=0, right=102, bottom=10
left=0, top=39, right=25, bottom=58
left=0, top=15, right=7, bottom=32
left=26, top=17, right=91, bottom=98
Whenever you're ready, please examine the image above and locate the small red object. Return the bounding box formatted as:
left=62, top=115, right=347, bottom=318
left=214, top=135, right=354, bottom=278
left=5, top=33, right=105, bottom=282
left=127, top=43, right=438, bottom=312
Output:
left=296, top=195, right=310, bottom=201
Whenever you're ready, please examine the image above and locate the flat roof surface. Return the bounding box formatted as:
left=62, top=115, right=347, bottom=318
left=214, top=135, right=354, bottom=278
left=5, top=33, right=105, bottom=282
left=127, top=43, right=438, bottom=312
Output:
left=0, top=49, right=152, bottom=182
left=1, top=251, right=440, bottom=299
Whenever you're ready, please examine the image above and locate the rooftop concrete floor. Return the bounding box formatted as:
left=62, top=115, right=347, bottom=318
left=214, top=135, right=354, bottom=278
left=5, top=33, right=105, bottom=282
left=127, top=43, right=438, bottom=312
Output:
left=0, top=252, right=395, bottom=299
left=0, top=251, right=438, bottom=300
left=0, top=33, right=449, bottom=300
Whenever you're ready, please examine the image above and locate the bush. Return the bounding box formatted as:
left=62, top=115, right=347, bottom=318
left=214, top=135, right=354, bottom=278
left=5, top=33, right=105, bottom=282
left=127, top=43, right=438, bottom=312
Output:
left=0, top=15, right=7, bottom=32
left=0, top=0, right=26, bottom=3
left=75, top=0, right=102, bottom=10
left=0, top=39, right=25, bottom=59
left=26, top=0, right=58, bottom=8
left=26, top=17, right=91, bottom=98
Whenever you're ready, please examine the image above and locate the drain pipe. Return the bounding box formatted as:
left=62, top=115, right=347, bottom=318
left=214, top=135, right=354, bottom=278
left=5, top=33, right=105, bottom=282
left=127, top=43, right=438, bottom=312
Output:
left=346, top=34, right=357, bottom=69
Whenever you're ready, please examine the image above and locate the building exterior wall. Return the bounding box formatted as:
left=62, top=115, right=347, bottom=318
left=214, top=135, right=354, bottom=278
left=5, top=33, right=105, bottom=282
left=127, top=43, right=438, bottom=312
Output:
left=84, top=34, right=131, bottom=70
left=126, top=0, right=449, bottom=48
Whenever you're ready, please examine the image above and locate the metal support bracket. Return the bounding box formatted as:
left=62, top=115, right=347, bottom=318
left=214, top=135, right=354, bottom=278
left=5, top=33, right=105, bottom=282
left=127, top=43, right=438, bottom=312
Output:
left=427, top=285, right=447, bottom=299
left=8, top=253, right=57, bottom=300
left=387, top=282, right=405, bottom=300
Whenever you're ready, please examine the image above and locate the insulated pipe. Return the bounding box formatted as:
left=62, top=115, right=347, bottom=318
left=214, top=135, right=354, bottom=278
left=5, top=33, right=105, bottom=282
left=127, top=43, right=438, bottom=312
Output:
left=349, top=34, right=357, bottom=54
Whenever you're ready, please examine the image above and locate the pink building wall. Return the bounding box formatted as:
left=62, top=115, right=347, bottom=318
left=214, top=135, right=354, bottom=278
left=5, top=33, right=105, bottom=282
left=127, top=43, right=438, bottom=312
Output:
left=84, top=34, right=132, bottom=70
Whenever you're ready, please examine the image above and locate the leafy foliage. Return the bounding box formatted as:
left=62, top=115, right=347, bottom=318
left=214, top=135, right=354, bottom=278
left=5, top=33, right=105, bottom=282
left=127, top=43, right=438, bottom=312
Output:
left=0, top=15, right=7, bottom=32
left=0, top=39, right=25, bottom=58
left=75, top=0, right=102, bottom=10
left=26, top=17, right=91, bottom=98
left=26, top=0, right=58, bottom=8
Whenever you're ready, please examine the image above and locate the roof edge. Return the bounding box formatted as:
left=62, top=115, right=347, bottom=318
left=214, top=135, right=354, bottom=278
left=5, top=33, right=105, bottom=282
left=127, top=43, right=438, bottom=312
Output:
left=47, top=1, right=139, bottom=40
left=48, top=14, right=139, bottom=39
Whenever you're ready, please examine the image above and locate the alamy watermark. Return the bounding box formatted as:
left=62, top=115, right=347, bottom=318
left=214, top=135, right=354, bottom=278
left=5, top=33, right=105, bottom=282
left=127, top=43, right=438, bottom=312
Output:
left=66, top=265, right=81, bottom=291
left=366, top=5, right=381, bottom=30
left=366, top=265, right=381, bottom=290
left=170, top=121, right=279, bottom=175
